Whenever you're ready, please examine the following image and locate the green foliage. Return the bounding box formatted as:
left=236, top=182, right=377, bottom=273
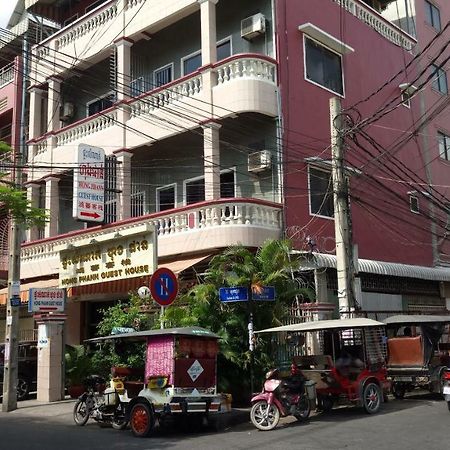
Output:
left=65, top=345, right=92, bottom=386
left=160, top=239, right=314, bottom=401
left=0, top=141, right=47, bottom=228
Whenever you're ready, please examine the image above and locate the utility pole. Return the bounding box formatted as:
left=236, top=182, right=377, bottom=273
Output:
left=2, top=37, right=28, bottom=412
left=330, top=97, right=355, bottom=318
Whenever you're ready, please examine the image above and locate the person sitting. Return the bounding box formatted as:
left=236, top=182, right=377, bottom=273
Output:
left=403, top=327, right=412, bottom=337
left=335, top=351, right=364, bottom=379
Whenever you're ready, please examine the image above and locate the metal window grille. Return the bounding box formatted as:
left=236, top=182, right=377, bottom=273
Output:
left=131, top=191, right=146, bottom=217
left=154, top=66, right=172, bottom=88
left=104, top=155, right=118, bottom=224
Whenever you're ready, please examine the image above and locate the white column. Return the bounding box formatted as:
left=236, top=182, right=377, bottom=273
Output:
left=115, top=150, right=133, bottom=220
left=28, top=87, right=44, bottom=139
left=202, top=122, right=221, bottom=200
left=44, top=176, right=60, bottom=238
left=26, top=183, right=40, bottom=242
left=198, top=0, right=218, bottom=114
left=47, top=77, right=62, bottom=133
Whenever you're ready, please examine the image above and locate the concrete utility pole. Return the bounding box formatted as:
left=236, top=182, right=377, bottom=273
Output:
left=2, top=37, right=28, bottom=412
left=330, top=97, right=355, bottom=318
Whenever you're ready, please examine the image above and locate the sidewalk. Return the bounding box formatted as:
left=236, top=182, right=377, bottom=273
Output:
left=0, top=396, right=250, bottom=428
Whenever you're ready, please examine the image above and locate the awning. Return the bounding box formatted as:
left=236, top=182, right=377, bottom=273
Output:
left=0, top=278, right=59, bottom=306
left=160, top=255, right=211, bottom=274
left=294, top=252, right=450, bottom=282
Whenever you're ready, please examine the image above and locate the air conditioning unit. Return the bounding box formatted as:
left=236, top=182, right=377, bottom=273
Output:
left=248, top=150, right=271, bottom=173
left=61, top=102, right=75, bottom=121
left=241, top=13, right=266, bottom=41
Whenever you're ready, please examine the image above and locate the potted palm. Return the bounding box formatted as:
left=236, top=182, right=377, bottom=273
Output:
left=65, top=345, right=92, bottom=398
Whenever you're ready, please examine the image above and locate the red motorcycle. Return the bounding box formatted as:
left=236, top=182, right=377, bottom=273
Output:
left=250, top=368, right=311, bottom=431
left=444, top=371, right=450, bottom=411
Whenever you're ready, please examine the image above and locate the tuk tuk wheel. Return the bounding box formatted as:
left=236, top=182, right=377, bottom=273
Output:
left=363, top=383, right=382, bottom=414
left=130, top=402, right=155, bottom=437
left=294, top=396, right=311, bottom=421
left=392, top=382, right=406, bottom=400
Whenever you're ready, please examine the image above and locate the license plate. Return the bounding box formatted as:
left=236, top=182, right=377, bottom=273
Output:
left=395, top=376, right=412, bottom=382
left=443, top=386, right=450, bottom=395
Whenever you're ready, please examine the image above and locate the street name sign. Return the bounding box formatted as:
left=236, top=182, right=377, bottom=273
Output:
left=73, top=143, right=105, bottom=222
left=252, top=286, right=276, bottom=301
left=219, top=287, right=248, bottom=302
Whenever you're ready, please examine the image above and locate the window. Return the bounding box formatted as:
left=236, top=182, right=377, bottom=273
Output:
left=182, top=39, right=232, bottom=75
left=431, top=64, right=448, bottom=94
left=104, top=155, right=117, bottom=224
left=130, top=77, right=145, bottom=97
left=309, top=167, right=334, bottom=218
left=438, top=132, right=450, bottom=160
left=401, top=91, right=411, bottom=108
left=131, top=191, right=146, bottom=217
left=220, top=170, right=235, bottom=198
left=85, top=0, right=107, bottom=14
left=184, top=169, right=235, bottom=205
left=425, top=1, right=441, bottom=31
left=154, top=64, right=173, bottom=88
left=64, top=14, right=78, bottom=27
left=409, top=194, right=419, bottom=213
left=87, top=92, right=115, bottom=117
left=185, top=177, right=205, bottom=205
left=304, top=36, right=343, bottom=96
left=157, top=184, right=176, bottom=211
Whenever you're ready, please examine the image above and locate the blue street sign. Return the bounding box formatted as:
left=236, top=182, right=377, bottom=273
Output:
left=252, top=286, right=276, bottom=301
left=219, top=287, right=248, bottom=302
left=10, top=296, right=21, bottom=307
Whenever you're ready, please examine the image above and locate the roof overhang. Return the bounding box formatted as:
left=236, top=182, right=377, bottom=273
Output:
left=294, top=251, right=450, bottom=283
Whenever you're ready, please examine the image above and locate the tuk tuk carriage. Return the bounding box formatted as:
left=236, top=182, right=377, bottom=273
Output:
left=87, top=326, right=222, bottom=437
left=256, top=318, right=389, bottom=418
left=383, top=315, right=450, bottom=399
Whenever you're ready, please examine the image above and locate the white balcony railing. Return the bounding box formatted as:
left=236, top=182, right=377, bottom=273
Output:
left=216, top=56, right=276, bottom=85
left=332, top=0, right=416, bottom=50
left=21, top=198, right=283, bottom=271
left=0, top=63, right=14, bottom=88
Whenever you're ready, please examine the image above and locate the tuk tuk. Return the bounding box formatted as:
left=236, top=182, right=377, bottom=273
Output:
left=256, top=318, right=389, bottom=417
left=88, top=326, right=222, bottom=437
left=383, top=315, right=450, bottom=399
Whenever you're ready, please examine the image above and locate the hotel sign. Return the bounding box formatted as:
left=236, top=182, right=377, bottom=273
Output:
left=59, top=229, right=157, bottom=289
left=73, top=143, right=105, bottom=223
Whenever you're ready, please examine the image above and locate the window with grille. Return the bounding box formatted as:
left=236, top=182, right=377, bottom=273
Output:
left=154, top=64, right=173, bottom=88
left=104, top=155, right=117, bottom=224
left=438, top=132, right=450, bottom=160
left=131, top=191, right=146, bottom=217
left=87, top=92, right=116, bottom=117
left=308, top=166, right=334, bottom=218
left=425, top=1, right=441, bottom=31
left=130, top=77, right=145, bottom=97
left=431, top=64, right=448, bottom=94
left=304, top=36, right=343, bottom=96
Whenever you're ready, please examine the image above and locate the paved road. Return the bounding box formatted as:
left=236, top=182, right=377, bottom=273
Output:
left=0, top=393, right=449, bottom=450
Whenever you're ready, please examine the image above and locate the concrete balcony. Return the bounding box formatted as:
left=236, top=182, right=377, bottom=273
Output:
left=331, top=0, right=416, bottom=50
left=29, top=54, right=277, bottom=176
left=32, top=0, right=200, bottom=83
left=20, top=198, right=283, bottom=279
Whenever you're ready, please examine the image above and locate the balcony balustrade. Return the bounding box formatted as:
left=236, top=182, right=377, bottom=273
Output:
left=20, top=198, right=282, bottom=279
left=0, top=63, right=14, bottom=89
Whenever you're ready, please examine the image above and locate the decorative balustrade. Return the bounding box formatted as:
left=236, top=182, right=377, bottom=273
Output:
left=35, top=138, right=48, bottom=155
left=55, top=2, right=118, bottom=50
left=332, top=0, right=416, bottom=50
left=21, top=199, right=282, bottom=262
left=0, top=63, right=14, bottom=88
left=216, top=57, right=276, bottom=85
left=55, top=110, right=118, bottom=146
left=129, top=75, right=203, bottom=118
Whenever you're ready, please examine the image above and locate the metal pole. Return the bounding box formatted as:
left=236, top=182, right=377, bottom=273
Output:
left=330, top=97, right=354, bottom=318
left=2, top=37, right=28, bottom=412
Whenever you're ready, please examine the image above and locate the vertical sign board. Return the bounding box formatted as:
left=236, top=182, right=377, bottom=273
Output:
left=73, top=144, right=105, bottom=222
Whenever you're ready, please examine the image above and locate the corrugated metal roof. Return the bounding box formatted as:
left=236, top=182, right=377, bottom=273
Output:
left=294, top=252, right=450, bottom=282
left=256, top=318, right=385, bottom=334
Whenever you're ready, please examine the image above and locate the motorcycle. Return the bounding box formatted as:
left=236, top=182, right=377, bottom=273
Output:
left=73, top=375, right=129, bottom=429
left=443, top=371, right=450, bottom=411
left=250, top=368, right=311, bottom=431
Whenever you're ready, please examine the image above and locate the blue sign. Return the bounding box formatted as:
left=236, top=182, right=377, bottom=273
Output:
left=219, top=287, right=248, bottom=302
left=252, top=286, right=276, bottom=301
left=10, top=296, right=21, bottom=307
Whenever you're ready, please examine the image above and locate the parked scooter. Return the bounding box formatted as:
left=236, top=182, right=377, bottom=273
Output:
left=443, top=371, right=450, bottom=411
left=73, top=375, right=129, bottom=429
left=250, top=368, right=311, bottom=431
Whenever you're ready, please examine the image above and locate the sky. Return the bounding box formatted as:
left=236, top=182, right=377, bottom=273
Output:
left=0, top=2, right=18, bottom=29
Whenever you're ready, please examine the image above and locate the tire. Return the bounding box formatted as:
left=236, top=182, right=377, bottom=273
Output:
left=294, top=396, right=311, bottom=422
left=16, top=376, right=30, bottom=401
left=73, top=399, right=90, bottom=426
left=250, top=400, right=280, bottom=431
left=318, top=395, right=334, bottom=413
left=130, top=402, right=155, bottom=437
left=392, top=382, right=406, bottom=400
left=363, top=382, right=382, bottom=414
